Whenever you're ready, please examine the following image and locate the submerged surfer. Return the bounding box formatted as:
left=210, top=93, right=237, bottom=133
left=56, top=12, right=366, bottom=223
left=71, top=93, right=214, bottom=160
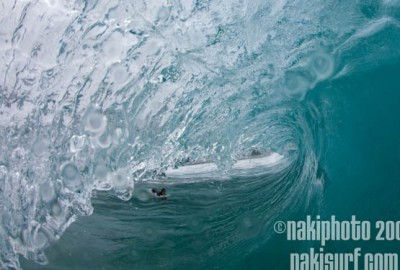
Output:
left=151, top=188, right=167, bottom=197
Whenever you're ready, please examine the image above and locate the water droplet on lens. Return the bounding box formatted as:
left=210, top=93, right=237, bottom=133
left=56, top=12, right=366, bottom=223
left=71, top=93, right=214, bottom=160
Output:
left=89, top=114, right=102, bottom=129
left=40, top=182, right=55, bottom=203
left=95, top=132, right=111, bottom=148
left=112, top=172, right=127, bottom=187
left=51, top=201, right=62, bottom=217
left=157, top=5, right=171, bottom=23
left=31, top=251, right=48, bottom=265
left=131, top=250, right=139, bottom=259
left=61, top=163, right=81, bottom=190
left=284, top=72, right=309, bottom=95
left=70, top=135, right=86, bottom=153
left=310, top=51, right=334, bottom=80
left=163, top=239, right=176, bottom=249
left=107, top=170, right=134, bottom=200
left=142, top=226, right=160, bottom=244
left=85, top=111, right=107, bottom=134
left=94, top=180, right=113, bottom=191
left=94, top=163, right=110, bottom=179
left=32, top=229, right=48, bottom=249
left=113, top=128, right=124, bottom=144
left=32, top=139, right=48, bottom=157
left=188, top=216, right=206, bottom=233
left=237, top=214, right=261, bottom=239
left=62, top=163, right=79, bottom=179
left=0, top=165, right=8, bottom=179
left=134, top=187, right=152, bottom=202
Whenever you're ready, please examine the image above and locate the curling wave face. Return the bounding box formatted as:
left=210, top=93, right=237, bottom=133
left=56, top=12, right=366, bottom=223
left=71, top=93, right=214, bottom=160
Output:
left=1, top=0, right=400, bottom=268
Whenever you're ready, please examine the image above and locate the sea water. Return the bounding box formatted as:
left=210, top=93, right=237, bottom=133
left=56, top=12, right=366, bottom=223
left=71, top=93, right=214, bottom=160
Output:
left=0, top=0, right=400, bottom=269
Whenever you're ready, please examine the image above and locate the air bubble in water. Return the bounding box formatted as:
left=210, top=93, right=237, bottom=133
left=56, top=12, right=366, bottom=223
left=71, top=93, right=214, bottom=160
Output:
left=85, top=110, right=107, bottom=134
left=61, top=163, right=81, bottom=190
left=70, top=135, right=86, bottom=153
left=310, top=51, right=335, bottom=80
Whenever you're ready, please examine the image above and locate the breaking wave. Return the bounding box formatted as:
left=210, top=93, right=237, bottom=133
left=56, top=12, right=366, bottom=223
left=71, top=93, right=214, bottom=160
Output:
left=1, top=0, right=399, bottom=268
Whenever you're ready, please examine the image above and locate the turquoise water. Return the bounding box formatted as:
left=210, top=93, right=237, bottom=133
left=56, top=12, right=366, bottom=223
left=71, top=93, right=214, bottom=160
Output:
left=1, top=0, right=400, bottom=269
